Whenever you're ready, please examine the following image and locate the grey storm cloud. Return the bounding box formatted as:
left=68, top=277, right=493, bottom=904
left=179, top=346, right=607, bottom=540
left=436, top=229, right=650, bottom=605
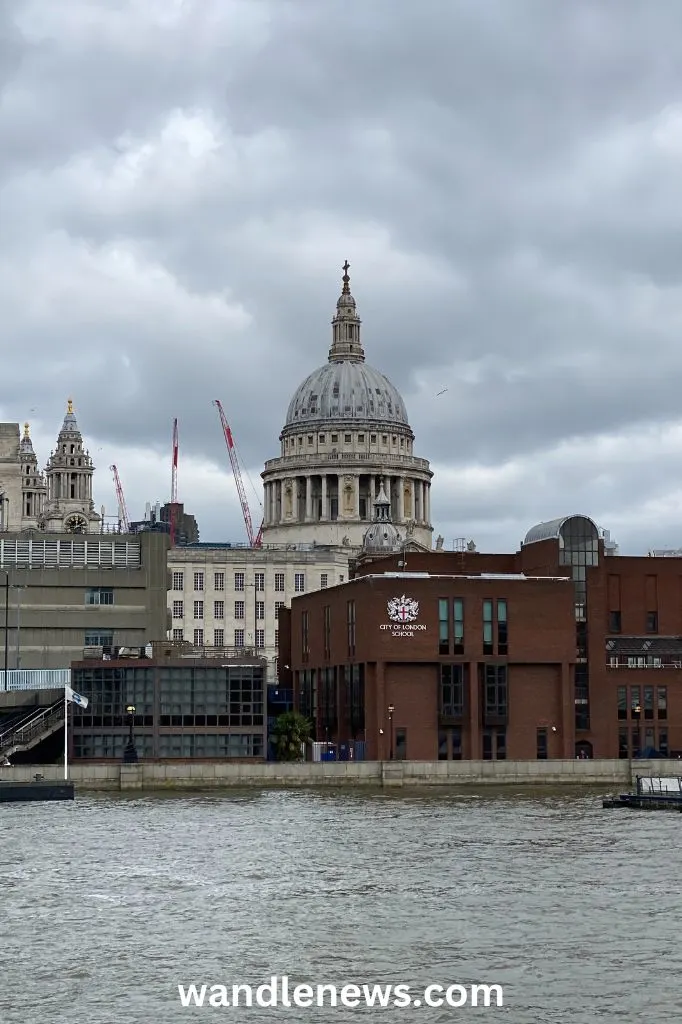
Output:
left=3, top=0, right=682, bottom=552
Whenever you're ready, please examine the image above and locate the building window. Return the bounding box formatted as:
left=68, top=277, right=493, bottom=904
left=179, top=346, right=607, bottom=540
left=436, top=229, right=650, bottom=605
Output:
left=275, top=601, right=283, bottom=618
left=234, top=573, right=245, bottom=592
left=497, top=599, right=508, bottom=655
left=320, top=573, right=328, bottom=588
left=536, top=728, right=548, bottom=759
left=213, top=628, right=224, bottom=646
left=347, top=600, right=356, bottom=656
left=255, top=629, right=265, bottom=649
left=331, top=434, right=338, bottom=443
left=193, top=600, right=204, bottom=620
left=302, top=611, right=309, bottom=662
left=214, top=600, right=224, bottom=619
left=172, top=628, right=183, bottom=642
left=395, top=728, right=407, bottom=760
left=323, top=606, right=331, bottom=659
left=438, top=598, right=449, bottom=655
left=295, top=573, right=305, bottom=592
left=659, top=729, right=669, bottom=756
left=630, top=686, right=641, bottom=718
left=358, top=434, right=365, bottom=443
left=193, top=628, right=204, bottom=646
left=646, top=611, right=658, bottom=633
left=370, top=434, right=376, bottom=443
left=608, top=610, right=621, bottom=633
left=482, top=728, right=506, bottom=760
left=440, top=665, right=464, bottom=716
left=618, top=728, right=628, bottom=759
left=484, top=664, right=507, bottom=718
left=344, top=433, right=351, bottom=443
left=234, top=601, right=245, bottom=619
left=274, top=630, right=279, bottom=648
left=172, top=571, right=184, bottom=591
left=256, top=601, right=265, bottom=620
left=172, top=600, right=183, bottom=619
left=84, top=630, right=114, bottom=648
left=617, top=686, right=627, bottom=720
left=85, top=587, right=114, bottom=606
left=453, top=598, right=464, bottom=654
left=193, top=572, right=204, bottom=592
left=658, top=686, right=667, bottom=719
left=214, top=572, right=225, bottom=591
left=644, top=685, right=654, bottom=720
left=319, top=434, right=325, bottom=443
left=234, top=628, right=245, bottom=647
left=483, top=600, right=493, bottom=655
left=255, top=572, right=265, bottom=592
left=275, top=573, right=285, bottom=592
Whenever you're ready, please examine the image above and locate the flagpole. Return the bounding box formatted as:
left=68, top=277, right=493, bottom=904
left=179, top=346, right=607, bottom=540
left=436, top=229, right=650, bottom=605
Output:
left=64, top=691, right=68, bottom=781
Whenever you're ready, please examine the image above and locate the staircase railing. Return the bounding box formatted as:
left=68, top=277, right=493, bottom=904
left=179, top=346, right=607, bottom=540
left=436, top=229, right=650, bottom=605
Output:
left=0, top=706, right=41, bottom=745
left=0, top=699, right=65, bottom=756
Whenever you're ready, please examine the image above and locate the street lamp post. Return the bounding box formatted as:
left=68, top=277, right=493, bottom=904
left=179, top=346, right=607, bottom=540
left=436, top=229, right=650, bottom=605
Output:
left=122, top=704, right=139, bottom=763
left=388, top=704, right=395, bottom=761
left=1, top=569, right=9, bottom=691
left=634, top=703, right=643, bottom=758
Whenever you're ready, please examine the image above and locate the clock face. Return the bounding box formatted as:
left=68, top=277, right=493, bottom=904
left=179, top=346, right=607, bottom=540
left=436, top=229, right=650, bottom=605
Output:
left=65, top=514, right=88, bottom=534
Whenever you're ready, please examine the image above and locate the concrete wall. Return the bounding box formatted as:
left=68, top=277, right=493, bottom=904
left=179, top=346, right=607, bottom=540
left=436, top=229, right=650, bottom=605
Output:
left=0, top=531, right=170, bottom=668
left=3, top=758, right=679, bottom=791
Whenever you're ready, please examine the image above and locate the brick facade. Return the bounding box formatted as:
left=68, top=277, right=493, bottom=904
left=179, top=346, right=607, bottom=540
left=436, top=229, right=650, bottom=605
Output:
left=287, top=521, right=682, bottom=760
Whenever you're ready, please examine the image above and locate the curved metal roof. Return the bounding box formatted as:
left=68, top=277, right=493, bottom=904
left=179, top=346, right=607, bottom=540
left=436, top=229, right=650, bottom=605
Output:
left=523, top=515, right=599, bottom=546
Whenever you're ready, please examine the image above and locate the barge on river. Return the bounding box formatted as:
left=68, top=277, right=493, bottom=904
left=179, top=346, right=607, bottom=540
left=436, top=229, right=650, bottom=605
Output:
left=0, top=774, right=74, bottom=803
left=603, top=775, right=682, bottom=811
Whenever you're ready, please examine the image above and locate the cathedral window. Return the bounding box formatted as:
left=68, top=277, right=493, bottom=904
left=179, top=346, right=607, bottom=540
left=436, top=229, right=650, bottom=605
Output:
left=358, top=434, right=364, bottom=443
left=344, top=434, right=351, bottom=443
left=319, top=434, right=325, bottom=443
left=307, top=436, right=313, bottom=445
left=331, top=434, right=338, bottom=443
left=370, top=434, right=376, bottom=443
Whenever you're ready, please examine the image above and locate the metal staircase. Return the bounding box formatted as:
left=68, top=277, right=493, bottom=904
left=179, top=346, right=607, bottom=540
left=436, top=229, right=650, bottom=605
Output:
left=0, top=699, right=65, bottom=759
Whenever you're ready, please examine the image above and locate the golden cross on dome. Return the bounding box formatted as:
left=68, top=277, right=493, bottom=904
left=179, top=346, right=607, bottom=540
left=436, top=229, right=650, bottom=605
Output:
left=67, top=398, right=74, bottom=415
left=341, top=260, right=350, bottom=293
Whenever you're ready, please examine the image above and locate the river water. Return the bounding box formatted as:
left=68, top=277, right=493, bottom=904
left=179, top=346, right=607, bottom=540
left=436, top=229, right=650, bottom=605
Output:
left=1, top=788, right=680, bottom=1023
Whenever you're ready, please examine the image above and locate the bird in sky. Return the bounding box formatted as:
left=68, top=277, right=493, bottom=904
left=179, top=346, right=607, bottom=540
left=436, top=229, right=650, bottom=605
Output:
left=436, top=388, right=448, bottom=396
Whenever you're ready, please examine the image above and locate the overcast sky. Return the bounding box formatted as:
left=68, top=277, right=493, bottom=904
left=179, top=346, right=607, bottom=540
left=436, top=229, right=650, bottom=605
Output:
left=3, top=0, right=682, bottom=554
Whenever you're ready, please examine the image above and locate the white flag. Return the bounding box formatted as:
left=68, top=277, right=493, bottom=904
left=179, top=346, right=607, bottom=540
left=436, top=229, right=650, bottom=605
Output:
left=65, top=685, right=89, bottom=709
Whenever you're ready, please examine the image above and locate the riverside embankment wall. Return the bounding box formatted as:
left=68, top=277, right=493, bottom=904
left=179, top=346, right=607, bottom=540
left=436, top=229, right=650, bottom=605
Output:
left=3, top=759, right=679, bottom=791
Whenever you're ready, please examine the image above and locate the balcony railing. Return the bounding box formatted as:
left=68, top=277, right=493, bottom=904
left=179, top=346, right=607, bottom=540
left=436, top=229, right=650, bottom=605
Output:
left=607, top=656, right=680, bottom=669
left=263, top=452, right=431, bottom=472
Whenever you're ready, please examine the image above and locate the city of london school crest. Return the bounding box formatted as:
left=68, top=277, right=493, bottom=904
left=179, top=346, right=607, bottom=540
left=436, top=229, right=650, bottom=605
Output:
left=387, top=596, right=419, bottom=623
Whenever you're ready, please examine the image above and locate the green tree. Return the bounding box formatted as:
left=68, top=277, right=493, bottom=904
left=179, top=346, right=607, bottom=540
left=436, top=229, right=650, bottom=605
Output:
left=272, top=711, right=311, bottom=762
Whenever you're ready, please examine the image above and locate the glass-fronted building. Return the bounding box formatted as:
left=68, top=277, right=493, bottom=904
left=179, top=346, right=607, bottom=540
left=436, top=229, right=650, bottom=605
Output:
left=69, top=655, right=266, bottom=760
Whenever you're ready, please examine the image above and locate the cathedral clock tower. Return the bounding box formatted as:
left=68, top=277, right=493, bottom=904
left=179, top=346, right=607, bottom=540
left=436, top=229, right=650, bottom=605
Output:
left=41, top=399, right=100, bottom=533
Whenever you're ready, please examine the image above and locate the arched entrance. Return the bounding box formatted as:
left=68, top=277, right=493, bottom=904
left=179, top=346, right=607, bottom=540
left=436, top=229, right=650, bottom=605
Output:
left=575, top=741, right=593, bottom=759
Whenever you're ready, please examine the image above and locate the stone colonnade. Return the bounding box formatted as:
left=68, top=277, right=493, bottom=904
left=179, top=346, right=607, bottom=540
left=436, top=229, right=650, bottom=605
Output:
left=263, top=472, right=431, bottom=526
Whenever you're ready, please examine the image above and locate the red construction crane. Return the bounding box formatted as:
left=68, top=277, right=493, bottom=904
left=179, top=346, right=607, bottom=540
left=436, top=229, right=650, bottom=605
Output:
left=169, top=418, right=179, bottom=545
left=213, top=399, right=263, bottom=547
left=110, top=465, right=130, bottom=533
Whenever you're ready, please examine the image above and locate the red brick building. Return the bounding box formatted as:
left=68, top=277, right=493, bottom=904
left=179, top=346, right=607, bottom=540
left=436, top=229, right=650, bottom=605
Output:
left=287, top=515, right=682, bottom=760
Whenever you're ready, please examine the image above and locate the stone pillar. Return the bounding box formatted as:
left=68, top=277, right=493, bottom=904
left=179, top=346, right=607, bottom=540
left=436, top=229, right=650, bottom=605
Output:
left=369, top=475, right=376, bottom=507
left=425, top=483, right=430, bottom=525
left=305, top=475, right=312, bottom=521
left=418, top=481, right=425, bottom=522
left=321, top=475, right=327, bottom=520
left=354, top=474, right=360, bottom=518
left=337, top=474, right=343, bottom=518
left=384, top=476, right=391, bottom=518
left=397, top=477, right=405, bottom=521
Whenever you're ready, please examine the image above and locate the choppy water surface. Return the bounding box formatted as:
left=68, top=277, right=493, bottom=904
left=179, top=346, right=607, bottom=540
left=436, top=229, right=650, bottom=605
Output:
left=2, top=787, right=681, bottom=1023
